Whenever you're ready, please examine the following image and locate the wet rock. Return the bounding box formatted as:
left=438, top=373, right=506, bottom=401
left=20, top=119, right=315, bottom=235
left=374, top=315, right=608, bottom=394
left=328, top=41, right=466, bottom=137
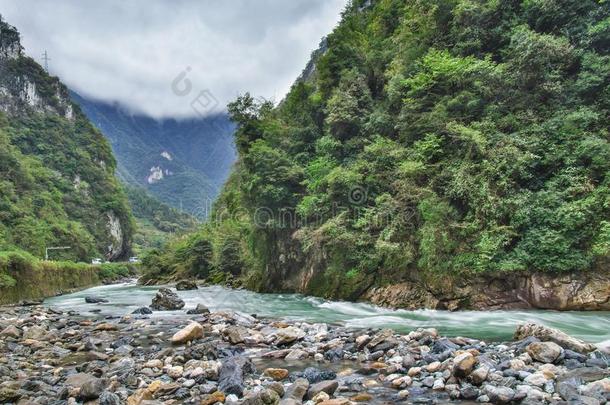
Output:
left=175, top=280, right=198, bottom=290
left=85, top=295, right=109, bottom=304
left=22, top=325, right=46, bottom=340
left=132, top=307, right=153, bottom=315
left=186, top=303, right=210, bottom=315
left=296, top=367, right=337, bottom=384
left=515, top=323, right=596, bottom=353
left=218, top=356, right=255, bottom=396
left=526, top=341, right=563, bottom=363
left=150, top=287, right=185, bottom=310
left=285, top=348, right=309, bottom=360
left=306, top=380, right=338, bottom=400
left=469, top=365, right=489, bottom=385
left=171, top=322, right=204, bottom=344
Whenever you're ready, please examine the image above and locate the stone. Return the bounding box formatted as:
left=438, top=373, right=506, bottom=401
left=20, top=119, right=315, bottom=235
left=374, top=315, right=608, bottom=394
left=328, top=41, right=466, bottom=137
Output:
left=285, top=378, right=309, bottom=401
left=317, top=399, right=351, bottom=405
left=85, top=295, right=109, bottom=303
left=526, top=341, right=563, bottom=363
left=285, top=348, right=309, bottom=360
left=22, top=325, right=46, bottom=340
left=200, top=391, right=225, bottom=405
left=264, top=368, right=289, bottom=381
left=299, top=367, right=337, bottom=384
left=524, top=372, right=547, bottom=387
left=132, top=307, right=153, bottom=315
left=218, top=356, right=255, bottom=396
left=453, top=352, right=476, bottom=377
left=306, top=380, right=339, bottom=400
left=94, top=323, right=118, bottom=331
left=483, top=385, right=515, bottom=404
left=186, top=303, right=210, bottom=315
left=515, top=323, right=596, bottom=353
left=469, top=365, right=489, bottom=385
left=168, top=366, right=184, bottom=379
left=144, top=359, right=164, bottom=369
left=150, top=287, right=185, bottom=310
left=313, top=391, right=330, bottom=403
left=176, top=280, right=198, bottom=290
left=350, top=393, right=372, bottom=402
left=223, top=325, right=249, bottom=344
left=0, top=325, right=20, bottom=339
left=99, top=391, right=121, bottom=405
left=275, top=326, right=306, bottom=345
left=79, top=377, right=105, bottom=400
left=171, top=322, right=204, bottom=344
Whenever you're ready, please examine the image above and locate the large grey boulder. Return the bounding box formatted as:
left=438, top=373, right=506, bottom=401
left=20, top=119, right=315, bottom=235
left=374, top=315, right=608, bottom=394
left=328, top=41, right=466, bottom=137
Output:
left=515, top=323, right=596, bottom=353
left=149, top=287, right=185, bottom=310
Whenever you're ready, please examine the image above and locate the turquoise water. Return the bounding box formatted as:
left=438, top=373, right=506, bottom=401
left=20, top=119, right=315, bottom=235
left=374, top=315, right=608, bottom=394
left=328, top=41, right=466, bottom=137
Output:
left=45, top=281, right=610, bottom=344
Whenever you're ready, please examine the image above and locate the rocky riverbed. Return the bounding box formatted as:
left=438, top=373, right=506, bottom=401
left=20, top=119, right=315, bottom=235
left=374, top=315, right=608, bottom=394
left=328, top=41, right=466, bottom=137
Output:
left=0, top=288, right=609, bottom=405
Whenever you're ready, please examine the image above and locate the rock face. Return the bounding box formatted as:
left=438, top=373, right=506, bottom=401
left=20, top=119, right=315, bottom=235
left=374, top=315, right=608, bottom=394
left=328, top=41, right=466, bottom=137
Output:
left=515, top=322, right=597, bottom=353
left=150, top=288, right=185, bottom=310
left=175, top=280, right=198, bottom=291
left=363, top=269, right=610, bottom=311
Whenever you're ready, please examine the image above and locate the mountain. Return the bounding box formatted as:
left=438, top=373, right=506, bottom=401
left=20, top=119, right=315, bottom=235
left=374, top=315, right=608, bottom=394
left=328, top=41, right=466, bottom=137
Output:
left=142, top=0, right=610, bottom=309
left=0, top=17, right=134, bottom=261
left=71, top=92, right=236, bottom=217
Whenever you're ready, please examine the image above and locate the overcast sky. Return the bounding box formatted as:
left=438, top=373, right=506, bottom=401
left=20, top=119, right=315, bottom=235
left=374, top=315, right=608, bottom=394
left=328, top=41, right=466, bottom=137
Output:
left=0, top=0, right=346, bottom=119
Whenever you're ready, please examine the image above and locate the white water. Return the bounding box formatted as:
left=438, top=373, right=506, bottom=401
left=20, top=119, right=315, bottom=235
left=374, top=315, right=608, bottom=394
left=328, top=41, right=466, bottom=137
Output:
left=45, top=281, right=610, bottom=344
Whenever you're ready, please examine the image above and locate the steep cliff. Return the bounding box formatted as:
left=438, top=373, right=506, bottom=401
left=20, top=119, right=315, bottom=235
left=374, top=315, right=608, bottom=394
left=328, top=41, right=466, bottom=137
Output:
left=142, top=0, right=610, bottom=310
left=0, top=17, right=134, bottom=261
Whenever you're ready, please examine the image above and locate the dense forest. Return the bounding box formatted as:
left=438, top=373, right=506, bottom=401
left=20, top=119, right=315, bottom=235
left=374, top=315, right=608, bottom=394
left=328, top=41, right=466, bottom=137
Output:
left=143, top=0, right=610, bottom=298
left=0, top=18, right=134, bottom=263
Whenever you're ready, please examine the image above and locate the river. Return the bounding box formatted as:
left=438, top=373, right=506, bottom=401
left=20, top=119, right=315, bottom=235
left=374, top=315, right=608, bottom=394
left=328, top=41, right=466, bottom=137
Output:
left=45, top=281, right=610, bottom=344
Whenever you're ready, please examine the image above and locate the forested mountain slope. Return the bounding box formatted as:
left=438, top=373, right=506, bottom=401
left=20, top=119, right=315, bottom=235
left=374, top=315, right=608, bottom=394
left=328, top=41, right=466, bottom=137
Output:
left=0, top=17, right=134, bottom=261
left=142, top=0, right=610, bottom=308
left=71, top=92, right=236, bottom=217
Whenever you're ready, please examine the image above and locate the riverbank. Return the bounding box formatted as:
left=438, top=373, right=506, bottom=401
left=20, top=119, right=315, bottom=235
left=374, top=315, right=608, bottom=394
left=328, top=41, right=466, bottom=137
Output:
left=0, top=250, right=139, bottom=305
left=1, top=290, right=608, bottom=404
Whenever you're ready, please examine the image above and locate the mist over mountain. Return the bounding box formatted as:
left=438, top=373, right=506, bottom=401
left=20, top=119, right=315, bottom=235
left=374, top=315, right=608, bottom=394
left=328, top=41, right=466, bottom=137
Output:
left=71, top=91, right=236, bottom=217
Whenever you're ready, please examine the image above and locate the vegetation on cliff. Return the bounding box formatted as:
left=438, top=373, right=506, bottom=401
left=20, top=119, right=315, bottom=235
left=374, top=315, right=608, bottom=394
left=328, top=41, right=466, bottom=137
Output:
left=143, top=0, right=610, bottom=298
left=0, top=18, right=134, bottom=262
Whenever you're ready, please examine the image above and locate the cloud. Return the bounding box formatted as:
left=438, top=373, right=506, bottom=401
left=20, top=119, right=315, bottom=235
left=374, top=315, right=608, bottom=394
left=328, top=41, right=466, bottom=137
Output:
left=0, top=0, right=346, bottom=119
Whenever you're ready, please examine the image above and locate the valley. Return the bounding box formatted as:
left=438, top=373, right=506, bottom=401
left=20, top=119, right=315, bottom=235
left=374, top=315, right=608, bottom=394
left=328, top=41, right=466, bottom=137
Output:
left=0, top=1, right=609, bottom=404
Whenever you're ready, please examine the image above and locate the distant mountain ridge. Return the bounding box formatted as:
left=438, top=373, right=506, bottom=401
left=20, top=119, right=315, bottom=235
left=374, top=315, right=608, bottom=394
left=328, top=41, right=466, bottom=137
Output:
left=71, top=92, right=236, bottom=217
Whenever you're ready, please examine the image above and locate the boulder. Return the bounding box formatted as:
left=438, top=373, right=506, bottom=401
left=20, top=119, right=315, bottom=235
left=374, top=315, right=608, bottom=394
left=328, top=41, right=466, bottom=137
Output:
left=170, top=322, right=204, bottom=344
left=218, top=356, right=256, bottom=396
left=186, top=303, right=210, bottom=315
left=175, top=280, right=198, bottom=291
left=132, top=307, right=153, bottom=315
left=526, top=341, right=563, bottom=363
left=515, top=323, right=596, bottom=353
left=150, top=287, right=185, bottom=310
left=85, top=295, right=109, bottom=304
left=483, top=385, right=515, bottom=404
